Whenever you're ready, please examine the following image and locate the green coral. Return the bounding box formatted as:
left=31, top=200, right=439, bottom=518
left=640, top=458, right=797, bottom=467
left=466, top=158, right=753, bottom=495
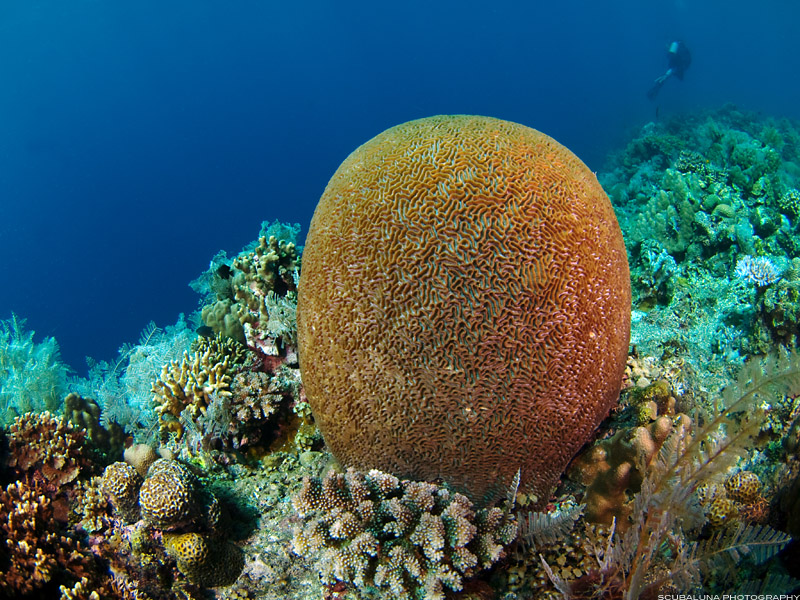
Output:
left=601, top=106, right=800, bottom=363
left=0, top=314, right=69, bottom=425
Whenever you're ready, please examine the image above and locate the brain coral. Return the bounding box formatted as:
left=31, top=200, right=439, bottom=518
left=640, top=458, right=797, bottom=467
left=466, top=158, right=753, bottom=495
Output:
left=297, top=115, right=631, bottom=505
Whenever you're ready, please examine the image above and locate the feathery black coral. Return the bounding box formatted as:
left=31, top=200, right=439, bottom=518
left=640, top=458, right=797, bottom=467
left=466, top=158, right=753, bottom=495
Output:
left=520, top=504, right=584, bottom=551
left=694, top=523, right=791, bottom=574
left=552, top=350, right=800, bottom=599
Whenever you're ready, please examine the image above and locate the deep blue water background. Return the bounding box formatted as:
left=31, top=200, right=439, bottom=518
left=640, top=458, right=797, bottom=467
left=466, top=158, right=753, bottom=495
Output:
left=1, top=0, right=798, bottom=373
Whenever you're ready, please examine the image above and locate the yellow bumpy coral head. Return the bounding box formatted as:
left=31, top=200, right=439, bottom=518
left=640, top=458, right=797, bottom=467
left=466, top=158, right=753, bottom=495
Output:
left=724, top=471, right=761, bottom=504
left=165, top=532, right=210, bottom=565
left=297, top=115, right=631, bottom=505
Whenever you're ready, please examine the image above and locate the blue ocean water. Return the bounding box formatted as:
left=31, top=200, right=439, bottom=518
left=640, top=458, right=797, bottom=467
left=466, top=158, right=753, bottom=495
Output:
left=0, top=0, right=798, bottom=372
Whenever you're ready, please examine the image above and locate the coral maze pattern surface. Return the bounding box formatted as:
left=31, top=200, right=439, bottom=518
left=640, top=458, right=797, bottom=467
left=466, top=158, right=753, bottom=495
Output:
left=297, top=115, right=631, bottom=505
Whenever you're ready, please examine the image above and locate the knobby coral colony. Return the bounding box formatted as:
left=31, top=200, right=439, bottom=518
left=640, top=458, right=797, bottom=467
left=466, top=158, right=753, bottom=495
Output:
left=2, top=108, right=800, bottom=599
left=292, top=468, right=517, bottom=600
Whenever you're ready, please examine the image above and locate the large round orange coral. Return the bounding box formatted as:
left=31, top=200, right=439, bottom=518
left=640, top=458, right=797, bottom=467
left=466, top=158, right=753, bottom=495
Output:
left=297, top=115, right=630, bottom=506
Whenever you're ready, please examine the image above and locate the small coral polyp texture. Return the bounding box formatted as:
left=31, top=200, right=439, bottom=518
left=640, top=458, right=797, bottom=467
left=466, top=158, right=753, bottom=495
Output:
left=292, top=468, right=517, bottom=600
left=163, top=532, right=244, bottom=588
left=138, top=458, right=218, bottom=531
left=297, top=115, right=631, bottom=505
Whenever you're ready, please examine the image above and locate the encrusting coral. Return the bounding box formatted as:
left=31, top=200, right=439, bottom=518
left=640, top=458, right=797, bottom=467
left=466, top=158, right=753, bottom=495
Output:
left=568, top=414, right=692, bottom=526
left=297, top=115, right=631, bottom=506
left=292, top=467, right=517, bottom=600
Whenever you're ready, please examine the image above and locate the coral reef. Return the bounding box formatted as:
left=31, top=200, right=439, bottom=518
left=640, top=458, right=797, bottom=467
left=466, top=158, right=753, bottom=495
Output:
left=602, top=106, right=800, bottom=364
left=0, top=479, right=96, bottom=596
left=292, top=467, right=517, bottom=600
left=3, top=411, right=93, bottom=488
left=534, top=351, right=798, bottom=597
left=98, top=456, right=246, bottom=592
left=7, top=107, right=800, bottom=599
left=297, top=114, right=631, bottom=506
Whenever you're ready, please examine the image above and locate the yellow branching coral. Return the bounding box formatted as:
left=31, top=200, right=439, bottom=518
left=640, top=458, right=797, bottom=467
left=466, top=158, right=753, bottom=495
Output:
left=192, top=333, right=249, bottom=366
left=151, top=346, right=233, bottom=438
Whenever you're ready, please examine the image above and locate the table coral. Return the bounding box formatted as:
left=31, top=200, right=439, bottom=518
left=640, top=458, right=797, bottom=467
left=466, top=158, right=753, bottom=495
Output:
left=297, top=115, right=631, bottom=506
left=292, top=467, right=517, bottom=600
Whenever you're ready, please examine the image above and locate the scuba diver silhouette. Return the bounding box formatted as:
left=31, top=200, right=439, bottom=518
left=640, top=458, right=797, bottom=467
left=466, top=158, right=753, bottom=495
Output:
left=647, top=41, right=691, bottom=100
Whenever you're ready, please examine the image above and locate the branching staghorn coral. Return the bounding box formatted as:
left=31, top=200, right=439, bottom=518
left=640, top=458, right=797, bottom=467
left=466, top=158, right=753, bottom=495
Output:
left=292, top=468, right=517, bottom=600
